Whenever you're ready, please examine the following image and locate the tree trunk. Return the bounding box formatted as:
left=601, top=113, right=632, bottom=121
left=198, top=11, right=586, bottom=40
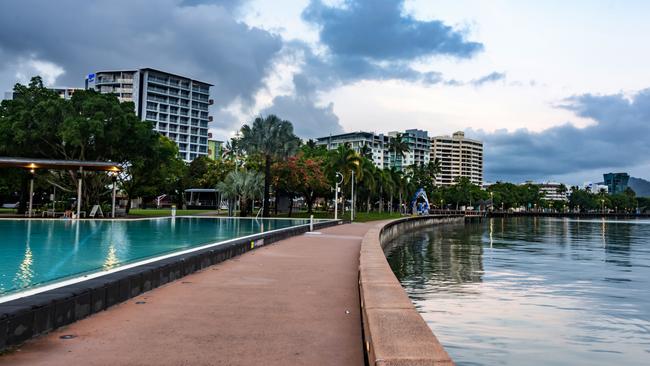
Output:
left=288, top=195, right=294, bottom=217
left=306, top=194, right=314, bottom=215
left=379, top=186, right=383, bottom=213
left=274, top=188, right=279, bottom=215
left=389, top=193, right=393, bottom=213
left=262, top=155, right=272, bottom=217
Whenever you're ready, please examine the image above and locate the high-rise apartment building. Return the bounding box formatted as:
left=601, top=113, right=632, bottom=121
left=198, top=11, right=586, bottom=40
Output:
left=388, top=129, right=430, bottom=169
left=316, top=131, right=392, bottom=169
left=430, top=131, right=483, bottom=186
left=86, top=68, right=212, bottom=161
left=317, top=130, right=484, bottom=187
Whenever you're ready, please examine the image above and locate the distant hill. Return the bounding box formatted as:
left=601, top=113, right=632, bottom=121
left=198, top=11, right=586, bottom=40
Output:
left=629, top=177, right=650, bottom=197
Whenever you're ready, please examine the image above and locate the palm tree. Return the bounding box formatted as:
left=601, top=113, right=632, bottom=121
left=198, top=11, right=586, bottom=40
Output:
left=239, top=115, right=301, bottom=217
left=359, top=144, right=372, bottom=159
left=387, top=167, right=405, bottom=214
left=216, top=169, right=263, bottom=217
left=428, top=158, right=442, bottom=185
left=387, top=133, right=410, bottom=169
left=359, top=158, right=377, bottom=212
left=327, top=144, right=362, bottom=184
left=327, top=144, right=362, bottom=215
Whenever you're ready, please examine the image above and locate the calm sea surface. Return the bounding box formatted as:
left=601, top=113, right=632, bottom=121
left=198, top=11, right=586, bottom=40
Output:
left=386, top=217, right=650, bottom=366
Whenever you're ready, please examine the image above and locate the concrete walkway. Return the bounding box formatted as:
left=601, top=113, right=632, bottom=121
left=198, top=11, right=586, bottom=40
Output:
left=0, top=223, right=374, bottom=366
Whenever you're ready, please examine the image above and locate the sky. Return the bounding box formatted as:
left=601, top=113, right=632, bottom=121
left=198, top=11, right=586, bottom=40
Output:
left=0, top=0, right=649, bottom=184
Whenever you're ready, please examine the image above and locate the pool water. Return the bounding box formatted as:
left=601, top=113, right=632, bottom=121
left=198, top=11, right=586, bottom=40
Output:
left=386, top=217, right=650, bottom=366
left=0, top=217, right=310, bottom=296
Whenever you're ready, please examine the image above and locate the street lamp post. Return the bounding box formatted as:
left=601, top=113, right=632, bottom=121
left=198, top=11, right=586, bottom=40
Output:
left=335, top=172, right=343, bottom=220
left=351, top=170, right=355, bottom=221
left=28, top=168, right=35, bottom=218
left=110, top=171, right=118, bottom=218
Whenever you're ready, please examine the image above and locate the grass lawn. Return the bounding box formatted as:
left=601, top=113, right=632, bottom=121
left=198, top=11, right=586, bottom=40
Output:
left=128, top=208, right=218, bottom=217
left=273, top=210, right=403, bottom=222
left=0, top=208, right=17, bottom=214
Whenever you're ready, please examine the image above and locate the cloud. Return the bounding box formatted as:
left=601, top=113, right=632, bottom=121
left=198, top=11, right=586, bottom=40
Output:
left=260, top=77, right=344, bottom=139
left=302, top=0, right=483, bottom=61
left=0, top=0, right=281, bottom=107
left=291, top=0, right=484, bottom=89
left=470, top=71, right=506, bottom=86
left=474, top=88, right=650, bottom=183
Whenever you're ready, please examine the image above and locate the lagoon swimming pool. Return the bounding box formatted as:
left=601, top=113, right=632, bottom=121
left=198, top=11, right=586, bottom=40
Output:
left=0, top=217, right=311, bottom=297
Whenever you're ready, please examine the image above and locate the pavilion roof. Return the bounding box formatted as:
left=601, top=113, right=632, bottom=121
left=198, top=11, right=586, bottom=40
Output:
left=0, top=157, right=121, bottom=172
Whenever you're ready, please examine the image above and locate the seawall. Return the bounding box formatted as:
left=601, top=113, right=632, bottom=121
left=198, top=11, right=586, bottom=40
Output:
left=359, top=215, right=464, bottom=366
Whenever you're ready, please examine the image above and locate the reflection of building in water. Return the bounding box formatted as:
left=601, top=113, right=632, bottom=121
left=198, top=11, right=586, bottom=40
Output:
left=602, top=221, right=632, bottom=267
left=387, top=224, right=484, bottom=288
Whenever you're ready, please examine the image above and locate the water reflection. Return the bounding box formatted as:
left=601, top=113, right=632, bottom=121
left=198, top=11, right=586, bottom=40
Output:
left=0, top=217, right=311, bottom=296
left=386, top=217, right=650, bottom=366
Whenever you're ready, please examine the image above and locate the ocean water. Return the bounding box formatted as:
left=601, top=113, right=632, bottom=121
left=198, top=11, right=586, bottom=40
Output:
left=386, top=217, right=650, bottom=366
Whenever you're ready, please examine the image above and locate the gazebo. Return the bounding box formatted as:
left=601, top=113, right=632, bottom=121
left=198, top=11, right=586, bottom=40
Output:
left=0, top=157, right=122, bottom=218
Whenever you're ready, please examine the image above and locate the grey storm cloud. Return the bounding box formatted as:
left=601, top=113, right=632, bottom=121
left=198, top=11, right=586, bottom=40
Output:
left=260, top=94, right=344, bottom=139
left=0, top=0, right=487, bottom=141
left=302, top=0, right=483, bottom=61
left=0, top=0, right=281, bottom=108
left=264, top=0, right=487, bottom=137
left=474, top=89, right=650, bottom=182
left=288, top=0, right=485, bottom=91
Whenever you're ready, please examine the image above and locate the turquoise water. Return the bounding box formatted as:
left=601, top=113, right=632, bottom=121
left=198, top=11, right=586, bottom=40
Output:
left=0, top=217, right=310, bottom=296
left=386, top=217, right=650, bottom=366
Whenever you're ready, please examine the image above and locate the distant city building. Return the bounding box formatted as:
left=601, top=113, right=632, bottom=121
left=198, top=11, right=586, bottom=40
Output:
left=207, top=138, right=223, bottom=160
left=430, top=131, right=483, bottom=186
left=537, top=182, right=569, bottom=201
left=3, top=87, right=83, bottom=100
left=388, top=129, right=430, bottom=169
left=603, top=172, right=630, bottom=194
left=86, top=68, right=213, bottom=161
left=316, top=131, right=392, bottom=169
left=582, top=182, right=609, bottom=194
left=317, top=129, right=484, bottom=187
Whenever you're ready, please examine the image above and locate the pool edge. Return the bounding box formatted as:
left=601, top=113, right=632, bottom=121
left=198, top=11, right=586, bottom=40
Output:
left=0, top=219, right=341, bottom=351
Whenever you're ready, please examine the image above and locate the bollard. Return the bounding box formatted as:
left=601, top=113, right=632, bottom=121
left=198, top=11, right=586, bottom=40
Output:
left=310, top=215, right=314, bottom=232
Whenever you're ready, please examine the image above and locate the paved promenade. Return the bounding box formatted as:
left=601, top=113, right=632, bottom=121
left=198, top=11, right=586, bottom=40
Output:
left=1, top=222, right=374, bottom=366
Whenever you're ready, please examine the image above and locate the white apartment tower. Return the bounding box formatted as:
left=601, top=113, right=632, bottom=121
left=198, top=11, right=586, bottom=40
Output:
left=430, top=131, right=483, bottom=186
left=316, top=132, right=392, bottom=169
left=86, top=68, right=213, bottom=161
left=388, top=129, right=430, bottom=169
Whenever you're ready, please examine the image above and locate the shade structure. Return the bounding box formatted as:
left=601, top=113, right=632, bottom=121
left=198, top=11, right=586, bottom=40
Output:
left=0, top=157, right=122, bottom=218
left=0, top=157, right=121, bottom=172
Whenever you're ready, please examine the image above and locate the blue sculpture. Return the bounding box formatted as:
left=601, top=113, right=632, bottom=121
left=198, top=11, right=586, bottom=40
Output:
left=410, top=188, right=430, bottom=215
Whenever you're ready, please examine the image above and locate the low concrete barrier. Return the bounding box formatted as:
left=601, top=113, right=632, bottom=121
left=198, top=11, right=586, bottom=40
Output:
left=359, top=215, right=463, bottom=366
left=0, top=220, right=340, bottom=352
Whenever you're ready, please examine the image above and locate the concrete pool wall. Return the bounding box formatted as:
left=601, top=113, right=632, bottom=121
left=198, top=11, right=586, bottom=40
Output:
left=359, top=215, right=463, bottom=366
left=0, top=219, right=340, bottom=352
